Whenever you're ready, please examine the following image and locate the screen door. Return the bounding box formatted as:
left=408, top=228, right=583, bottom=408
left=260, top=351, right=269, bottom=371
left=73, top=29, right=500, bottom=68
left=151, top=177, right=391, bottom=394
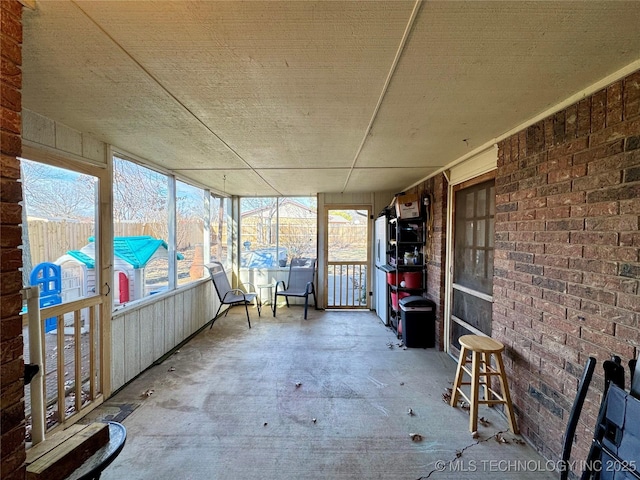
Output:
left=449, top=179, right=495, bottom=353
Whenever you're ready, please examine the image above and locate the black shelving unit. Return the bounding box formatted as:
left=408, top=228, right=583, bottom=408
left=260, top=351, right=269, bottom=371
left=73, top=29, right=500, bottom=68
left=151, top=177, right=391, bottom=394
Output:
left=387, top=216, right=426, bottom=336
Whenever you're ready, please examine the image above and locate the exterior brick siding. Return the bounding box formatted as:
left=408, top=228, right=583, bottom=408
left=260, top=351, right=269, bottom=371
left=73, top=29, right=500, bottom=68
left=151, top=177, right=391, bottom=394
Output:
left=414, top=174, right=448, bottom=349
left=0, top=1, right=25, bottom=478
left=494, top=72, right=640, bottom=464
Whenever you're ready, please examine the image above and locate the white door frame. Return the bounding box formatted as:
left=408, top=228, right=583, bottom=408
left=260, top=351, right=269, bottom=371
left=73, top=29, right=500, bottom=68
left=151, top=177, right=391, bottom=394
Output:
left=443, top=146, right=497, bottom=355
left=21, top=144, right=114, bottom=394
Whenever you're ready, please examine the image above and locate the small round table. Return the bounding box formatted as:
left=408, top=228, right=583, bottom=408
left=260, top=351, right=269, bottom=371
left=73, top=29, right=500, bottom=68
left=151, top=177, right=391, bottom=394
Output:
left=257, top=284, right=274, bottom=306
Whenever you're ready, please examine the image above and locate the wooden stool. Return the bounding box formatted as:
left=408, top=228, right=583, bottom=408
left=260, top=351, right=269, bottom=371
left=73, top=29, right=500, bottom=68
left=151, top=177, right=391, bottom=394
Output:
left=450, top=335, right=518, bottom=434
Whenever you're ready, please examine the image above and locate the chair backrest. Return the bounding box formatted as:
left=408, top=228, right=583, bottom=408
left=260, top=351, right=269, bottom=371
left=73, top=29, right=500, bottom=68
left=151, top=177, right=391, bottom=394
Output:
left=287, top=258, right=316, bottom=288
left=560, top=356, right=596, bottom=480
left=206, top=262, right=233, bottom=302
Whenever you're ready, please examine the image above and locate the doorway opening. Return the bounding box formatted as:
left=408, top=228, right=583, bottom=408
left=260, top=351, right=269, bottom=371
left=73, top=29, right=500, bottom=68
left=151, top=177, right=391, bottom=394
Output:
left=325, top=208, right=371, bottom=309
left=20, top=158, right=106, bottom=439
left=448, top=177, right=495, bottom=355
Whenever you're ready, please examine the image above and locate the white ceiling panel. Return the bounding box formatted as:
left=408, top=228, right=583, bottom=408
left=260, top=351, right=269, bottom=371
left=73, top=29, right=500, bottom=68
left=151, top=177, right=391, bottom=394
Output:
left=174, top=168, right=279, bottom=197
left=21, top=1, right=640, bottom=196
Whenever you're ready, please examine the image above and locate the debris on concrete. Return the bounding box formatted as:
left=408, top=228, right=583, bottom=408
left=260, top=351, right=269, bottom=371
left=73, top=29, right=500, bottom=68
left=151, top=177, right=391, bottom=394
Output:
left=407, top=408, right=415, bottom=416
left=295, top=382, right=302, bottom=388
left=168, top=367, right=176, bottom=372
left=409, top=433, right=423, bottom=442
left=141, top=388, right=155, bottom=398
left=442, top=387, right=452, bottom=403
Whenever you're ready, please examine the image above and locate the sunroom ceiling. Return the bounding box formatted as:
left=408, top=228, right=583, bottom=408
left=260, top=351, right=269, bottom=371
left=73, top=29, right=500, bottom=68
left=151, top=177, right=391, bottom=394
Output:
left=21, top=1, right=640, bottom=196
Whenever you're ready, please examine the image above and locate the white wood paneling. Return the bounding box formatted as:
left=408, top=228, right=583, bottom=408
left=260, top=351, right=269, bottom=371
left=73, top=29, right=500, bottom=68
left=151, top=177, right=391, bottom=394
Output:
left=124, top=310, right=140, bottom=383
left=374, top=191, right=395, bottom=217
left=22, top=109, right=107, bottom=167
left=82, top=135, right=107, bottom=164
left=139, top=305, right=154, bottom=369
left=55, top=122, right=83, bottom=156
left=152, top=301, right=165, bottom=361
left=111, top=316, right=125, bottom=389
left=174, top=293, right=184, bottom=345
left=22, top=110, right=55, bottom=146
left=110, top=280, right=216, bottom=391
left=164, top=296, right=176, bottom=353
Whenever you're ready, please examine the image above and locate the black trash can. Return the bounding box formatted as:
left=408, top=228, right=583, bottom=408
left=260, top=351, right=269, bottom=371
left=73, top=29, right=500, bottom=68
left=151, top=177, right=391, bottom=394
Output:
left=399, top=296, right=436, bottom=348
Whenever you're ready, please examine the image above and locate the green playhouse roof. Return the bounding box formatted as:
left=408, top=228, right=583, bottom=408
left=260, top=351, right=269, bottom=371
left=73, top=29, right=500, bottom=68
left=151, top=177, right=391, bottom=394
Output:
left=66, top=250, right=95, bottom=269
left=68, top=236, right=184, bottom=269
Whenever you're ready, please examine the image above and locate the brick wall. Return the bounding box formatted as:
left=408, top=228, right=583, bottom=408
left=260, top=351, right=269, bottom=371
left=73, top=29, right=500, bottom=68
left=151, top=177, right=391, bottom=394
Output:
left=0, top=1, right=25, bottom=479
left=416, top=173, right=448, bottom=349
left=494, top=71, right=640, bottom=463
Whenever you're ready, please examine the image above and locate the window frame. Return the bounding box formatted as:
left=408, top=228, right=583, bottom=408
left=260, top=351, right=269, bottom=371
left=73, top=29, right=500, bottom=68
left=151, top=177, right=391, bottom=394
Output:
left=111, top=150, right=228, bottom=311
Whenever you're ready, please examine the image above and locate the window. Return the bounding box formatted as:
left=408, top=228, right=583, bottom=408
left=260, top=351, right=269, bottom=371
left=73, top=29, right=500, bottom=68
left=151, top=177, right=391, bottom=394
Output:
left=210, top=195, right=230, bottom=267
left=113, top=156, right=169, bottom=302
left=176, top=180, right=207, bottom=286
left=20, top=159, right=97, bottom=300
left=277, top=197, right=317, bottom=262
left=240, top=197, right=317, bottom=269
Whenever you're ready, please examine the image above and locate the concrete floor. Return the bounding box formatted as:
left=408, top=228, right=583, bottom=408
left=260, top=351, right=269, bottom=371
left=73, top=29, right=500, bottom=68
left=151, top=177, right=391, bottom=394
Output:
left=87, top=307, right=559, bottom=480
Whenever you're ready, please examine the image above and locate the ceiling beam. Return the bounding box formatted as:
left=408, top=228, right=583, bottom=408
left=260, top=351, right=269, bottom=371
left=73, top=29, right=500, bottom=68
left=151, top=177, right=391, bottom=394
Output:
left=341, top=0, right=423, bottom=193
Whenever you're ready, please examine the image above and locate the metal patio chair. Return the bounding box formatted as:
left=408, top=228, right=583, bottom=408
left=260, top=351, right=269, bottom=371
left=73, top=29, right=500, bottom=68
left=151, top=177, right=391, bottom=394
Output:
left=207, top=261, right=260, bottom=329
left=273, top=258, right=317, bottom=320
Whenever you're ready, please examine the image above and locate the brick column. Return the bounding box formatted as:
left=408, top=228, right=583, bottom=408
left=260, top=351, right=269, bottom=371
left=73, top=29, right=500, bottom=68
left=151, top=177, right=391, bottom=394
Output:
left=1, top=1, right=25, bottom=479
left=417, top=173, right=448, bottom=349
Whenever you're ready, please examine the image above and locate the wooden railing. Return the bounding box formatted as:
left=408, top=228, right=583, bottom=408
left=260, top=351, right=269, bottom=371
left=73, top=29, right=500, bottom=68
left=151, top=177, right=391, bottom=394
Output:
left=24, top=288, right=104, bottom=444
left=327, top=261, right=368, bottom=308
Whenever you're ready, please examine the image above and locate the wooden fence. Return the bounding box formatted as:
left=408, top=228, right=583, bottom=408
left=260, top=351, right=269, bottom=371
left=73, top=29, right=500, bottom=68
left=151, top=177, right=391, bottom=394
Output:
left=26, top=219, right=367, bottom=269
left=26, top=220, right=205, bottom=267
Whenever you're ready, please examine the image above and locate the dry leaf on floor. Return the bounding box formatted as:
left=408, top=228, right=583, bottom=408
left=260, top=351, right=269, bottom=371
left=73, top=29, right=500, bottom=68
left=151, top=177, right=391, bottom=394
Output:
left=495, top=433, right=509, bottom=444
left=479, top=416, right=490, bottom=426
left=168, top=367, right=176, bottom=372
left=141, top=389, right=155, bottom=398
left=407, top=408, right=415, bottom=416
left=312, top=418, right=317, bottom=423
left=409, top=433, right=423, bottom=442
left=295, top=382, right=302, bottom=388
left=400, top=382, right=405, bottom=386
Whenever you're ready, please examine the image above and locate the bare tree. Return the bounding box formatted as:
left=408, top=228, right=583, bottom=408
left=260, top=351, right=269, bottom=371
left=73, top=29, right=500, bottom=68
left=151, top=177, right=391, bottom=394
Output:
left=113, top=158, right=168, bottom=239
left=21, top=160, right=95, bottom=220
